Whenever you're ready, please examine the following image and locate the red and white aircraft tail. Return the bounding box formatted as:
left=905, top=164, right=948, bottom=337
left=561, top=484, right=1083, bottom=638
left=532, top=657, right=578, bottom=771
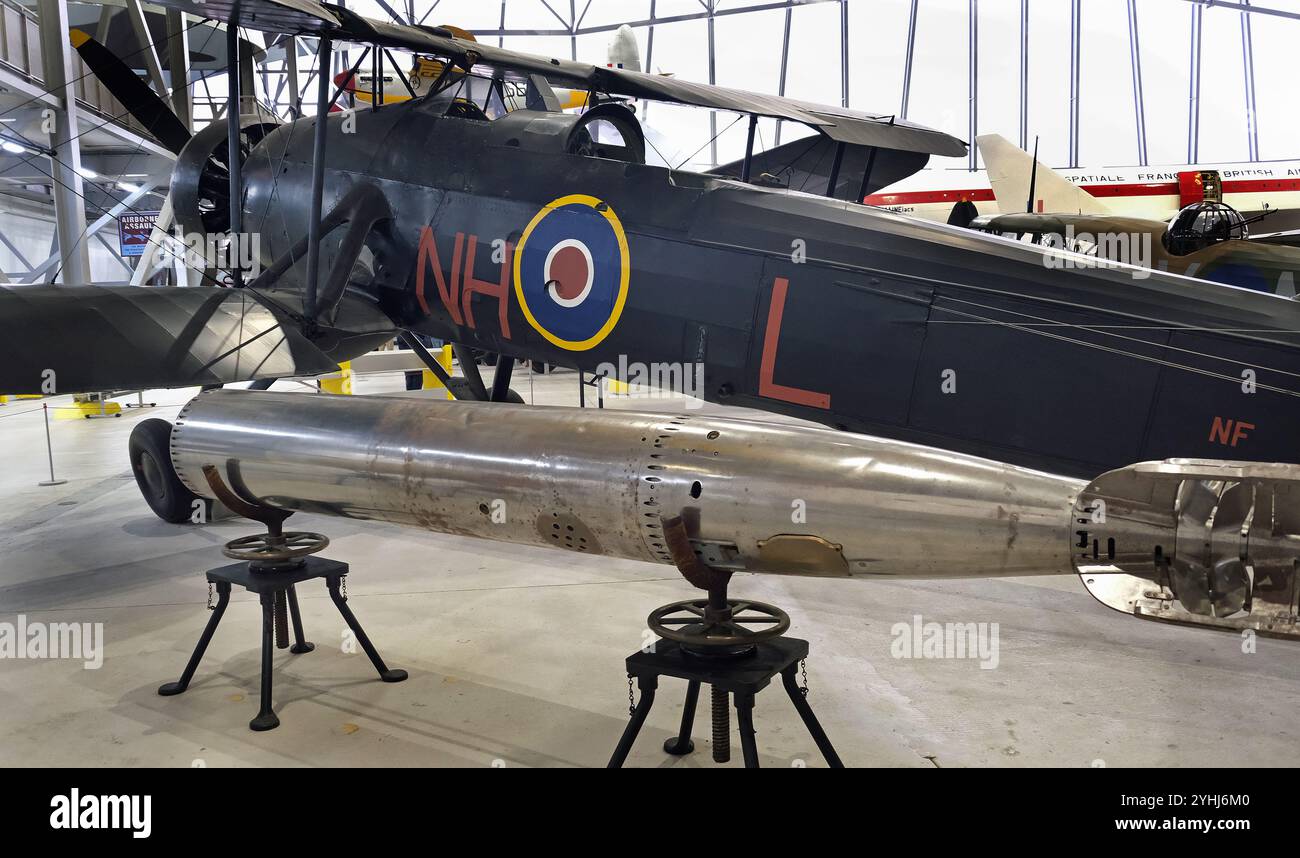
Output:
left=978, top=134, right=1110, bottom=215
left=865, top=136, right=1300, bottom=230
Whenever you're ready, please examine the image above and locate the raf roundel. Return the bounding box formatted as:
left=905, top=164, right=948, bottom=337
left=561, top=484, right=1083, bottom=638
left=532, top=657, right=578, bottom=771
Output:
left=513, top=194, right=630, bottom=351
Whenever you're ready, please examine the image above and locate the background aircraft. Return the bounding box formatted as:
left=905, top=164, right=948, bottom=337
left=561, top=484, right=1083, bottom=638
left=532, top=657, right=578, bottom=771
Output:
left=969, top=206, right=1300, bottom=296
left=967, top=135, right=1300, bottom=295
left=866, top=132, right=1300, bottom=232
left=335, top=23, right=643, bottom=110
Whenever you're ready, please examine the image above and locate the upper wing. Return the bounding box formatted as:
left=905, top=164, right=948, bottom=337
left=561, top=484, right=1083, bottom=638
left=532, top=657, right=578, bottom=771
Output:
left=138, top=0, right=967, bottom=159
left=0, top=285, right=395, bottom=395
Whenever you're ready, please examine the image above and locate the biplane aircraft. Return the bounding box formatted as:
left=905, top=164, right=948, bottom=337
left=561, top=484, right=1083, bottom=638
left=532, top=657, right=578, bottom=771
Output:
left=333, top=23, right=641, bottom=110
left=0, top=0, right=1296, bottom=518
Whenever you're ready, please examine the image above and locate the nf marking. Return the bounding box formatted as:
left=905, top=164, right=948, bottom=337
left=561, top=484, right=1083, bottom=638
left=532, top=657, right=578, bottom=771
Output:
left=1209, top=416, right=1255, bottom=448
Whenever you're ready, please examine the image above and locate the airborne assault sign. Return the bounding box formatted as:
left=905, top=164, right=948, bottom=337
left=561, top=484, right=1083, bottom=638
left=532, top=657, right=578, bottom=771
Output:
left=116, top=210, right=160, bottom=258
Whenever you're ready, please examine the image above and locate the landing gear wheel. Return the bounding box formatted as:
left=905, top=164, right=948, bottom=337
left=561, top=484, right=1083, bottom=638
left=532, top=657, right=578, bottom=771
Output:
left=129, top=418, right=199, bottom=524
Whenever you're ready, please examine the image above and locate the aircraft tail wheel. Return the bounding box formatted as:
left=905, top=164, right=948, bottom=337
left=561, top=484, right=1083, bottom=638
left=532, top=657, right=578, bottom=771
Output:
left=129, top=418, right=200, bottom=524
left=504, top=388, right=525, bottom=404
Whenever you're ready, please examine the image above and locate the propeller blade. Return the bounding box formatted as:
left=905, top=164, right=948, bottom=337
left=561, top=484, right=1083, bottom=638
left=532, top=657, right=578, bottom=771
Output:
left=70, top=29, right=192, bottom=156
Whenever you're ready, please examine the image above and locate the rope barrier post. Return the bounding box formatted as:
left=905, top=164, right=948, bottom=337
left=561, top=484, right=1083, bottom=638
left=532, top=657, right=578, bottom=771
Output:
left=38, top=403, right=67, bottom=487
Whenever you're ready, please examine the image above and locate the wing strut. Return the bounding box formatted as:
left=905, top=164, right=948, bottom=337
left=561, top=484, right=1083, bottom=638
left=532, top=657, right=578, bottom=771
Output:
left=453, top=343, right=490, bottom=400
left=741, top=115, right=757, bottom=183
left=398, top=333, right=481, bottom=401
left=490, top=357, right=515, bottom=402
left=226, top=8, right=244, bottom=288
left=856, top=146, right=879, bottom=203
left=303, top=36, right=333, bottom=319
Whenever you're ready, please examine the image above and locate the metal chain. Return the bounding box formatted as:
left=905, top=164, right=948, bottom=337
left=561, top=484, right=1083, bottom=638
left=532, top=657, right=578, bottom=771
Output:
left=627, top=674, right=636, bottom=715
left=207, top=582, right=215, bottom=611
left=800, top=659, right=810, bottom=698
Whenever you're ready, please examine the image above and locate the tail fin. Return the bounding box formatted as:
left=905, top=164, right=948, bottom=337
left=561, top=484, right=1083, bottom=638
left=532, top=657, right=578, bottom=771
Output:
left=607, top=24, right=641, bottom=72
left=976, top=133, right=1110, bottom=216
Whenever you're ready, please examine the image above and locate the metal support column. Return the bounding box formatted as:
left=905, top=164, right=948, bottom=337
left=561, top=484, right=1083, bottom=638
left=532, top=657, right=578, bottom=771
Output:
left=1187, top=0, right=1203, bottom=164
left=1240, top=0, right=1260, bottom=160
left=95, top=233, right=133, bottom=277
left=839, top=0, right=849, bottom=108
left=0, top=231, right=34, bottom=275
left=968, top=0, right=978, bottom=170
left=1068, top=0, right=1081, bottom=168
left=1126, top=0, right=1148, bottom=166
left=125, top=0, right=169, bottom=98
left=94, top=4, right=114, bottom=41
left=644, top=0, right=657, bottom=121
left=36, top=0, right=90, bottom=285
left=706, top=1, right=717, bottom=168
left=774, top=5, right=792, bottom=146
left=23, top=183, right=156, bottom=284
left=166, top=9, right=192, bottom=131
left=900, top=0, right=918, bottom=120
left=1019, top=0, right=1028, bottom=150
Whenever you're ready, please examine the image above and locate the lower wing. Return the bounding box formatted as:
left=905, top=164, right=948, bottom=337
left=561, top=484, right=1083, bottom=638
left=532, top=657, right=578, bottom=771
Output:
left=0, top=284, right=396, bottom=395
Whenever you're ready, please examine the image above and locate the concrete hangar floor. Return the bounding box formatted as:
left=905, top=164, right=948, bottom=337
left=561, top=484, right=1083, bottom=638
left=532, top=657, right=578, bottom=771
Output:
left=0, top=366, right=1294, bottom=768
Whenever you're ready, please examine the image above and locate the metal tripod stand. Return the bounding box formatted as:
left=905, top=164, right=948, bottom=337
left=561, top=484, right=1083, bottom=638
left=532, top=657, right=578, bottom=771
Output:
left=158, top=465, right=406, bottom=731
left=607, top=516, right=844, bottom=768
